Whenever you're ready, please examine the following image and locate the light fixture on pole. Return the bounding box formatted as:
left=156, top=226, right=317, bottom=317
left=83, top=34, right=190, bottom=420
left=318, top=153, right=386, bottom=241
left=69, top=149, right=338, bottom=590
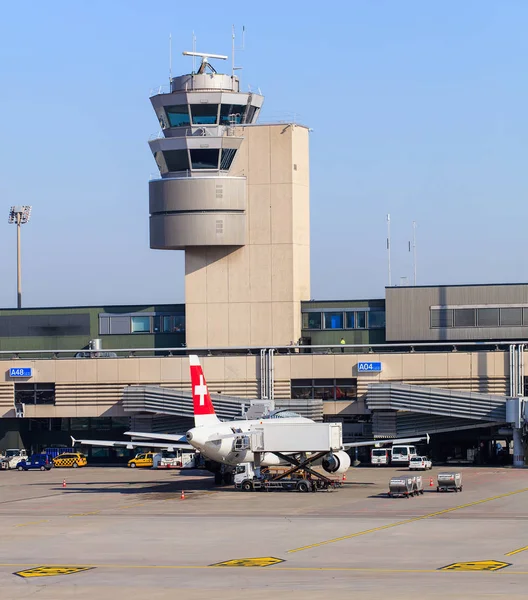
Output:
left=8, top=205, right=32, bottom=309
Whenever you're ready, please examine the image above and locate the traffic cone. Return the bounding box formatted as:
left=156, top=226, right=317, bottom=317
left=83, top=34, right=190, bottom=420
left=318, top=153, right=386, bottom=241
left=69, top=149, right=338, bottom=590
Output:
left=342, top=472, right=346, bottom=482
left=429, top=477, right=433, bottom=487
left=180, top=490, right=185, bottom=500
left=62, top=479, right=66, bottom=488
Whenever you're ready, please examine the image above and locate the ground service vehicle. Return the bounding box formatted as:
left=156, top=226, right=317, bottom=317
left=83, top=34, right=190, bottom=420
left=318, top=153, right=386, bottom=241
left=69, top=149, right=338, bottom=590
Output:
left=409, top=456, right=432, bottom=470
left=17, top=454, right=52, bottom=471
left=153, top=450, right=196, bottom=469
left=391, top=445, right=418, bottom=466
left=53, top=452, right=87, bottom=468
left=437, top=472, right=463, bottom=492
left=371, top=448, right=389, bottom=466
left=388, top=476, right=423, bottom=498
left=2, top=449, right=28, bottom=469
left=128, top=452, right=156, bottom=468
left=234, top=463, right=342, bottom=493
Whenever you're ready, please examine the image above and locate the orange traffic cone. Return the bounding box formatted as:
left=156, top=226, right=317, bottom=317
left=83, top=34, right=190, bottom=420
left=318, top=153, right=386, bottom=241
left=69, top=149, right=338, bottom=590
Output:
left=342, top=472, right=346, bottom=482
left=62, top=479, right=66, bottom=488
left=180, top=490, right=185, bottom=500
left=429, top=477, right=433, bottom=487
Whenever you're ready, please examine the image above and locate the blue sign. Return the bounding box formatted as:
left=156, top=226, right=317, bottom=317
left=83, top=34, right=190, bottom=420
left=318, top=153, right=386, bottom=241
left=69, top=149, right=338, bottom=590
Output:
left=9, top=367, right=32, bottom=378
left=357, top=362, right=382, bottom=373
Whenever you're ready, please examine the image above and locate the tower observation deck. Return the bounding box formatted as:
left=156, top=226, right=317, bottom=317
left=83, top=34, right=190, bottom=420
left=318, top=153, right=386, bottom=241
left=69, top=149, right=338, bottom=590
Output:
left=149, top=52, right=263, bottom=249
left=148, top=51, right=310, bottom=348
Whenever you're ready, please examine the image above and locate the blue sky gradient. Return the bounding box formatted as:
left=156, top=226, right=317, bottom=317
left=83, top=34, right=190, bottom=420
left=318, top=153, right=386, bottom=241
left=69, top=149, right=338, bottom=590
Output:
left=0, top=1, right=527, bottom=307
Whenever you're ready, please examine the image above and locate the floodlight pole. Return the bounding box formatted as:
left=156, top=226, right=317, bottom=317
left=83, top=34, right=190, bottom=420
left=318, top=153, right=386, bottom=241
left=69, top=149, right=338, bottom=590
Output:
left=16, top=212, right=22, bottom=308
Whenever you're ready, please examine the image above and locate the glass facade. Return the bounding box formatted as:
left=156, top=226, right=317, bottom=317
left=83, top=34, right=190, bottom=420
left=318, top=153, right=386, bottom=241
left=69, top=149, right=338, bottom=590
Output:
left=190, top=104, right=218, bottom=125
left=165, top=105, right=191, bottom=127
left=219, top=104, right=246, bottom=125
left=302, top=309, right=385, bottom=331
left=15, top=383, right=55, bottom=405
left=190, top=149, right=219, bottom=169
left=431, top=306, right=528, bottom=329
left=163, top=150, right=189, bottom=172
left=291, top=378, right=357, bottom=401
left=99, top=313, right=185, bottom=335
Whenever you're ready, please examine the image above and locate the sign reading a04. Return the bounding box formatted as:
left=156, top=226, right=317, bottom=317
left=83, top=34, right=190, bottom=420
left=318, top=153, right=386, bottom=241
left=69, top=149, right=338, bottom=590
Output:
left=357, top=362, right=382, bottom=373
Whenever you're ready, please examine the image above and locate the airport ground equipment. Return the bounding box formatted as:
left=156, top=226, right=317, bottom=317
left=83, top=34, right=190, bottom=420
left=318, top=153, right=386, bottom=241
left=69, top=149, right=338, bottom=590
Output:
left=388, top=477, right=416, bottom=498
left=411, top=475, right=424, bottom=495
left=437, top=472, right=463, bottom=492
left=234, top=461, right=341, bottom=493
left=153, top=450, right=196, bottom=469
left=1, top=449, right=28, bottom=469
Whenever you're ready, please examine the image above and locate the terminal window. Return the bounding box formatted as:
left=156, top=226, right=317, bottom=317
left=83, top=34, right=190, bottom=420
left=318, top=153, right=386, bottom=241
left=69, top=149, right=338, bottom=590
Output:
left=219, top=104, right=247, bottom=125
left=431, top=306, right=528, bottom=329
left=190, top=103, right=219, bottom=125
left=15, top=383, right=55, bottom=405
left=302, top=310, right=385, bottom=330
left=291, top=379, right=357, bottom=401
left=99, top=313, right=185, bottom=335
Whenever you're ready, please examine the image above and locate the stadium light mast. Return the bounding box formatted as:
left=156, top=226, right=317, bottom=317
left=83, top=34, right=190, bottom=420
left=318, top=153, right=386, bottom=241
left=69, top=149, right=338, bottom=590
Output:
left=8, top=206, right=32, bottom=308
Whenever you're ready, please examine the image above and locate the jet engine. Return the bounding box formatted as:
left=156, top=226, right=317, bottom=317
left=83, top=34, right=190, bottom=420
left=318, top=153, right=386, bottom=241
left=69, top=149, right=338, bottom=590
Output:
left=322, top=451, right=351, bottom=474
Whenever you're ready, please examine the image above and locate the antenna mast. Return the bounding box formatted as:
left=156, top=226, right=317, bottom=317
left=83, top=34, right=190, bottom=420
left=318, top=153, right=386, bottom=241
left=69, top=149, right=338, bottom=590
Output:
left=169, top=33, right=172, bottom=83
left=232, top=24, right=235, bottom=78
left=387, top=214, right=392, bottom=287
left=192, top=31, right=196, bottom=73
left=412, top=221, right=417, bottom=286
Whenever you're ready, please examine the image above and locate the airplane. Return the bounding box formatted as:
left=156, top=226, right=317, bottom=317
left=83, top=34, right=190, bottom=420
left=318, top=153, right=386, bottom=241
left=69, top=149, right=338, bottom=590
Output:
left=73, top=355, right=429, bottom=484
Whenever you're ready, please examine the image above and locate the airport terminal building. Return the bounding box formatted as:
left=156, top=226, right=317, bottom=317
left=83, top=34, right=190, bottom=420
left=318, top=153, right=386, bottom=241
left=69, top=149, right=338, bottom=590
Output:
left=1, top=55, right=526, bottom=464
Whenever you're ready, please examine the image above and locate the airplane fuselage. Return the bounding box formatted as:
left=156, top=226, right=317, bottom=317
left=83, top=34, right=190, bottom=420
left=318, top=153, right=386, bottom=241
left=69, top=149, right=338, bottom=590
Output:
left=186, top=417, right=312, bottom=466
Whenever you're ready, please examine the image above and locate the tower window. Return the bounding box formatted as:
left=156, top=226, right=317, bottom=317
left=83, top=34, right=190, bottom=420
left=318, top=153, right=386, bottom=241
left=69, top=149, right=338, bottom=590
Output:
left=165, top=105, right=191, bottom=127
left=190, top=104, right=219, bottom=125
left=190, top=149, right=219, bottom=170
left=163, top=150, right=189, bottom=172
left=220, top=148, right=237, bottom=170
left=219, top=104, right=247, bottom=125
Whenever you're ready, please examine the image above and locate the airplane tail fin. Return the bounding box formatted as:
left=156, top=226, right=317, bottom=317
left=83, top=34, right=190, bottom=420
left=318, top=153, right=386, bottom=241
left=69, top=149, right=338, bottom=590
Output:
left=189, top=355, right=220, bottom=427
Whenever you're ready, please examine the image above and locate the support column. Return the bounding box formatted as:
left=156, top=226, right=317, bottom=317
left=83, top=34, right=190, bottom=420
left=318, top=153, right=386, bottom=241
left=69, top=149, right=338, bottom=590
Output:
left=513, top=427, right=524, bottom=468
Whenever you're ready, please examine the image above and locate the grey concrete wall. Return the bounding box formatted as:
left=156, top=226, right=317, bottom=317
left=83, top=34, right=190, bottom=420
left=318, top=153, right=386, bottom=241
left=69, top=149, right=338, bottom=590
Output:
left=386, top=284, right=528, bottom=342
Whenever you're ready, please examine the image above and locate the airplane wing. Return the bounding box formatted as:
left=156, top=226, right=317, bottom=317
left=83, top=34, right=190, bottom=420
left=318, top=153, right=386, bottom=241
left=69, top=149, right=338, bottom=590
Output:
left=343, top=434, right=430, bottom=450
left=71, top=436, right=193, bottom=451
left=124, top=431, right=189, bottom=445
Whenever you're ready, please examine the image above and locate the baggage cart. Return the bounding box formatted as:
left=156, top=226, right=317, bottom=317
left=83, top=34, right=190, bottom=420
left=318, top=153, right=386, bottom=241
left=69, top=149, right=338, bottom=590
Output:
left=412, top=475, right=424, bottom=495
left=388, top=477, right=415, bottom=498
left=437, top=472, right=462, bottom=492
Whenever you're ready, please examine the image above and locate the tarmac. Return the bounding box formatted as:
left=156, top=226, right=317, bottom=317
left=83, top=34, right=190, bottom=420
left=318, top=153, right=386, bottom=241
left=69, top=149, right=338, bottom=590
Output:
left=1, top=464, right=528, bottom=599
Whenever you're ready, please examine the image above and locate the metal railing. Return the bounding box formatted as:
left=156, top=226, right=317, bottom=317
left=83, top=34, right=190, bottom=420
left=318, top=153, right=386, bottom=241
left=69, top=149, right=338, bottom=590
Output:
left=0, top=340, right=526, bottom=361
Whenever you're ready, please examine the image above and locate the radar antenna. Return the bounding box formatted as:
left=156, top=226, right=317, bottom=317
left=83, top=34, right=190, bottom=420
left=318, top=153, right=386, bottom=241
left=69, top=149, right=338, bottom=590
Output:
left=182, top=51, right=228, bottom=74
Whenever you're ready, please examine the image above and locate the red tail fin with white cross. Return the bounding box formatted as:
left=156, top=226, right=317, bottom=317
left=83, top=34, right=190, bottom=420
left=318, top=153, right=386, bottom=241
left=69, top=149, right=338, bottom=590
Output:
left=189, top=355, right=220, bottom=427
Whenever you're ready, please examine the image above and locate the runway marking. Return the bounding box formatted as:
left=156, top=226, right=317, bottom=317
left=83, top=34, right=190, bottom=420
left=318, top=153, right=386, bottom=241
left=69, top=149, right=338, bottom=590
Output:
left=14, top=520, right=49, bottom=527
left=440, top=560, right=510, bottom=572
left=4, top=563, right=528, bottom=575
left=287, top=486, right=528, bottom=553
left=211, top=557, right=284, bottom=567
left=506, top=545, right=528, bottom=557
left=14, top=566, right=95, bottom=578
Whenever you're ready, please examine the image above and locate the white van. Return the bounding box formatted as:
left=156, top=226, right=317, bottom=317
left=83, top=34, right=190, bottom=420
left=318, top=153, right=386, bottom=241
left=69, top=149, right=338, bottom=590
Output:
left=371, top=448, right=390, bottom=466
left=391, top=445, right=418, bottom=466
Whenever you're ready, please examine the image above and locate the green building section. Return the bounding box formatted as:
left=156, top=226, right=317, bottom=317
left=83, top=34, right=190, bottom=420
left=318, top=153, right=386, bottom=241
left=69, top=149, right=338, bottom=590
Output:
left=301, top=299, right=386, bottom=347
left=0, top=304, right=186, bottom=354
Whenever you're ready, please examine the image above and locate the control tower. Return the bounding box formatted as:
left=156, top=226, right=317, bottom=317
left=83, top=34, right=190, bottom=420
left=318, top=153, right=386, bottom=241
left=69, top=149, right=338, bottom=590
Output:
left=148, top=51, right=310, bottom=347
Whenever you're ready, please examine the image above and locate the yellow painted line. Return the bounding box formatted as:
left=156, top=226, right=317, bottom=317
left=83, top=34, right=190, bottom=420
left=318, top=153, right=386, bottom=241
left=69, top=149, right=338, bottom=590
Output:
left=288, top=486, right=528, bottom=554
left=506, top=545, right=528, bottom=557
left=14, top=520, right=49, bottom=528
left=69, top=512, right=100, bottom=517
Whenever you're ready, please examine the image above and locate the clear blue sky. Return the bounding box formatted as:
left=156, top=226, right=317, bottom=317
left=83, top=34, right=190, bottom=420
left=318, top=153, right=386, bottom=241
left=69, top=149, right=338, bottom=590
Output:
left=0, top=1, right=527, bottom=307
